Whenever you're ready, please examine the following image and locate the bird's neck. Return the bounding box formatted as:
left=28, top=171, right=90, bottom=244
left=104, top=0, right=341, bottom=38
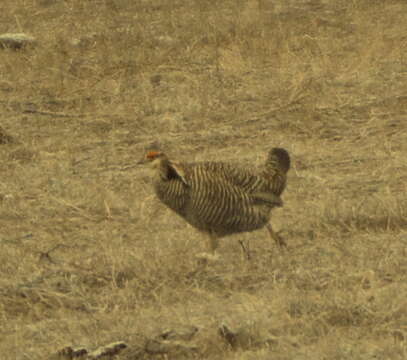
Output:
left=154, top=158, right=172, bottom=181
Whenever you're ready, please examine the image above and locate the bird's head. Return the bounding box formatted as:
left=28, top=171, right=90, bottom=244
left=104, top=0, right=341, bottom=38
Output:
left=138, top=150, right=167, bottom=167
left=138, top=150, right=187, bottom=184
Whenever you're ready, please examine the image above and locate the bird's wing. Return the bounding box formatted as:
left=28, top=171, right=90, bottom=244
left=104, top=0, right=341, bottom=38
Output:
left=208, top=163, right=268, bottom=193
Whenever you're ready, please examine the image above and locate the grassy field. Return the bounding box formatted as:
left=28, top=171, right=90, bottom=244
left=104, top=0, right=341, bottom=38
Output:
left=0, top=0, right=406, bottom=359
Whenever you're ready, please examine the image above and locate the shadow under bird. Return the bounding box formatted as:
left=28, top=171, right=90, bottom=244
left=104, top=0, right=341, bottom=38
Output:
left=139, top=147, right=290, bottom=260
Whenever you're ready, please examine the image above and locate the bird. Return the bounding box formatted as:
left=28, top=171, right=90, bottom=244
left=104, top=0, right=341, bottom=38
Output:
left=140, top=147, right=290, bottom=260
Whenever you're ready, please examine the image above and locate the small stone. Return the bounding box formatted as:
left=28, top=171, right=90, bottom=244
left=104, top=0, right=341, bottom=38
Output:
left=0, top=126, right=15, bottom=144
left=0, top=33, right=37, bottom=49
left=158, top=325, right=199, bottom=341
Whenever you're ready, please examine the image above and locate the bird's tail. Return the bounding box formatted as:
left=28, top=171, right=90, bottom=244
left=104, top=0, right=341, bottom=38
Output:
left=266, top=148, right=290, bottom=174
left=263, top=147, right=290, bottom=196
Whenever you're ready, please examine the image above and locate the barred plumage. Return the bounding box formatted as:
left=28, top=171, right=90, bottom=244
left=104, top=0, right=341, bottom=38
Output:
left=143, top=148, right=290, bottom=259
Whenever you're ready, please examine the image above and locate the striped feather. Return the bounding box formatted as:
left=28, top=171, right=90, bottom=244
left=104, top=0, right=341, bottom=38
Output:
left=149, top=148, right=290, bottom=239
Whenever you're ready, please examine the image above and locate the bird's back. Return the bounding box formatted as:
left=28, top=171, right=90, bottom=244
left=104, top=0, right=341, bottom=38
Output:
left=194, top=161, right=276, bottom=194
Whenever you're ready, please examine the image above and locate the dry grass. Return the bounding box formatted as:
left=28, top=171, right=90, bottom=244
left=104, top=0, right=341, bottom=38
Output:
left=0, top=0, right=406, bottom=359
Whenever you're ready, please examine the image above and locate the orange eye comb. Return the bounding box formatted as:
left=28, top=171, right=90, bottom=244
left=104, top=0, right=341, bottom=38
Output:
left=146, top=151, right=162, bottom=159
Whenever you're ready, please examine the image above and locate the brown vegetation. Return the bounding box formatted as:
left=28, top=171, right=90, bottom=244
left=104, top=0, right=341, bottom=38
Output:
left=0, top=0, right=406, bottom=359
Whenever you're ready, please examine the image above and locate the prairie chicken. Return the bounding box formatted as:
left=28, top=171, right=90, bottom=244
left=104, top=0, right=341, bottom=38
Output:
left=141, top=148, right=290, bottom=259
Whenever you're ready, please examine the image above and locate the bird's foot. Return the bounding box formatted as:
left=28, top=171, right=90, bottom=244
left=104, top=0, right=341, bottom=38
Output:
left=238, top=240, right=251, bottom=260
left=195, top=252, right=220, bottom=263
left=267, top=223, right=288, bottom=249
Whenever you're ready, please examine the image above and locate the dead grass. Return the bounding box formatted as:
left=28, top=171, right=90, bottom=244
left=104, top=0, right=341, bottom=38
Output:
left=0, top=0, right=406, bottom=359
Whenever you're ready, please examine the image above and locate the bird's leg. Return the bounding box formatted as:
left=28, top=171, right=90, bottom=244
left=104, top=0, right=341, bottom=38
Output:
left=208, top=234, right=219, bottom=254
left=266, top=223, right=287, bottom=248
left=238, top=239, right=251, bottom=260
left=196, top=234, right=220, bottom=262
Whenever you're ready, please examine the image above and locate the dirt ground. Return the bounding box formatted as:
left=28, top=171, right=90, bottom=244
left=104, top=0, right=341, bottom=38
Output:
left=0, top=0, right=406, bottom=359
